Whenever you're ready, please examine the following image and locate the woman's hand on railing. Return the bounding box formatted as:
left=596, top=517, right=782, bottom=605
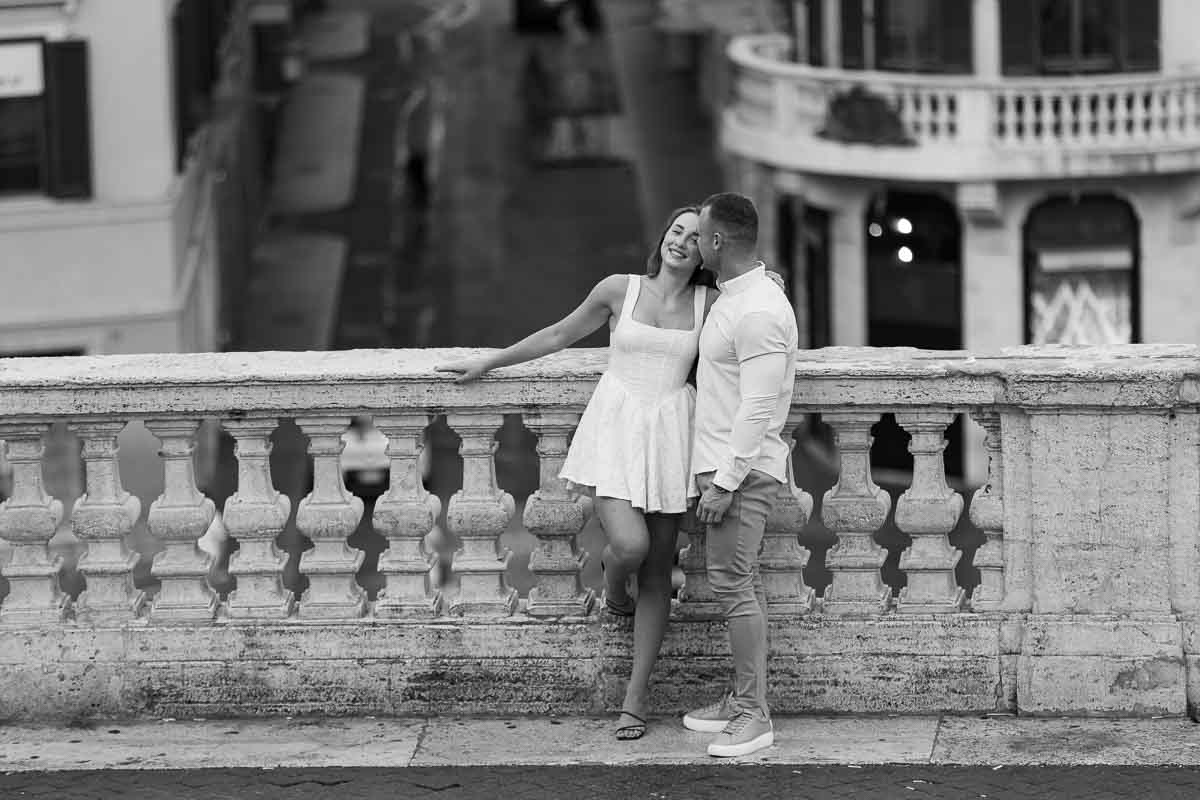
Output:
left=435, top=358, right=490, bottom=383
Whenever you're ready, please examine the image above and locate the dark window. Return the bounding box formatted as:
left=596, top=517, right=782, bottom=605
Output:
left=807, top=0, right=825, bottom=66
left=0, top=96, right=44, bottom=194
left=841, top=0, right=865, bottom=68
left=1003, top=0, right=1158, bottom=75
left=43, top=40, right=92, bottom=199
left=0, top=38, right=92, bottom=199
left=875, top=0, right=972, bottom=73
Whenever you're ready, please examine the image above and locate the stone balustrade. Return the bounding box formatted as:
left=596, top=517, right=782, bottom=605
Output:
left=0, top=345, right=1198, bottom=720
left=725, top=34, right=1200, bottom=181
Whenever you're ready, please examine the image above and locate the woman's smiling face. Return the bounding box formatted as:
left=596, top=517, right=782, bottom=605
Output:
left=659, top=211, right=701, bottom=272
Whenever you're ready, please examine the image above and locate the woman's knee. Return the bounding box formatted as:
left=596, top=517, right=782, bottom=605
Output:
left=608, top=535, right=649, bottom=566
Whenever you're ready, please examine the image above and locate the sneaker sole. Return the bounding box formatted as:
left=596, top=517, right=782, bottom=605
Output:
left=682, top=714, right=732, bottom=733
left=707, top=730, right=774, bottom=758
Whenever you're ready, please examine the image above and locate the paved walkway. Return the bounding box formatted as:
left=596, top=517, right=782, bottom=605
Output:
left=4, top=716, right=1200, bottom=797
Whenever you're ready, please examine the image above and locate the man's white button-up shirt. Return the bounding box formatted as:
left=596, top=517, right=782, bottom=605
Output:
left=692, top=264, right=798, bottom=492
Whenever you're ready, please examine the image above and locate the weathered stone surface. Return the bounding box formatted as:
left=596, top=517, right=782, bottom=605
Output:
left=0, top=618, right=1005, bottom=719
left=1017, top=655, right=1186, bottom=716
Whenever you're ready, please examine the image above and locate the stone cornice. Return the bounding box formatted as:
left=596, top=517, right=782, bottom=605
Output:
left=2, top=345, right=1199, bottom=419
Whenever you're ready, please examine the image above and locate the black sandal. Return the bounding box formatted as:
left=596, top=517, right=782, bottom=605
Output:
left=615, top=711, right=646, bottom=740
left=601, top=560, right=636, bottom=617
left=604, top=593, right=636, bottom=617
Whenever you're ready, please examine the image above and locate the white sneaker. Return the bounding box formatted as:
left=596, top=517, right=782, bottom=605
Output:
left=706, top=711, right=774, bottom=758
left=682, top=692, right=737, bottom=733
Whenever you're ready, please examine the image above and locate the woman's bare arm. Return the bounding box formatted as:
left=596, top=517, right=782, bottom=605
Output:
left=436, top=274, right=627, bottom=382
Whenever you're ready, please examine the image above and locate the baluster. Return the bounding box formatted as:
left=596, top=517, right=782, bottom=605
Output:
left=821, top=412, right=891, bottom=614
left=676, top=505, right=723, bottom=618
left=0, top=424, right=67, bottom=623
left=294, top=417, right=366, bottom=619
left=1123, top=88, right=1139, bottom=142
left=759, top=415, right=814, bottom=615
left=1072, top=90, right=1088, bottom=143
left=894, top=412, right=965, bottom=613
left=1173, top=86, right=1186, bottom=138
left=221, top=419, right=293, bottom=618
left=968, top=411, right=1005, bottom=612
left=373, top=414, right=442, bottom=618
left=444, top=412, right=517, bottom=615
left=523, top=411, right=594, bottom=617
left=145, top=420, right=217, bottom=623
left=993, top=91, right=1012, bottom=145
left=1009, top=89, right=1024, bottom=144
left=69, top=421, right=143, bottom=624
left=1039, top=87, right=1055, bottom=145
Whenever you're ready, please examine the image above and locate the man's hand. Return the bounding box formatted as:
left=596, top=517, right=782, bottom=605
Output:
left=697, top=484, right=734, bottom=525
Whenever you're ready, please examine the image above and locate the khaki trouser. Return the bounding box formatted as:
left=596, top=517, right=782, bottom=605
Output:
left=703, top=468, right=779, bottom=720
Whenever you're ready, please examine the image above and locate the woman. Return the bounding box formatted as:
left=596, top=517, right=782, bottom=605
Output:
left=437, top=206, right=712, bottom=741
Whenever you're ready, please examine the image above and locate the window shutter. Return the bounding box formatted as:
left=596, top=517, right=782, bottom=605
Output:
left=1001, top=0, right=1037, bottom=75
left=840, top=0, right=864, bottom=68
left=1123, top=0, right=1159, bottom=70
left=42, top=40, right=92, bottom=199
left=807, top=0, right=825, bottom=65
left=941, top=0, right=973, bottom=73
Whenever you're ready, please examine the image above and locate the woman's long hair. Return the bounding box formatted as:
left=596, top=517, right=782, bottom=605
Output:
left=645, top=206, right=716, bottom=288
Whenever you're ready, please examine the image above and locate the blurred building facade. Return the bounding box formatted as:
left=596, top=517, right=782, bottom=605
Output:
left=0, top=0, right=268, bottom=358
left=683, top=0, right=1200, bottom=355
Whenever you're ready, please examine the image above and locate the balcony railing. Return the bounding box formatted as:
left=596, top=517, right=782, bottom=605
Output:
left=726, top=35, right=1200, bottom=180
left=0, top=346, right=1198, bottom=720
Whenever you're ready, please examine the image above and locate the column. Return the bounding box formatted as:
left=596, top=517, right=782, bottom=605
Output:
left=894, top=412, right=965, bottom=613
left=294, top=417, right=367, bottom=619
left=676, top=505, right=723, bottom=619
left=523, top=411, right=594, bottom=617
left=145, top=419, right=217, bottom=623
left=968, top=410, right=1005, bottom=612
left=373, top=414, right=442, bottom=618
left=444, top=412, right=517, bottom=615
left=973, top=0, right=1001, bottom=79
left=0, top=424, right=66, bottom=624
left=760, top=415, right=815, bottom=615
left=221, top=419, right=293, bottom=619
left=69, top=421, right=143, bottom=624
left=821, top=412, right=891, bottom=614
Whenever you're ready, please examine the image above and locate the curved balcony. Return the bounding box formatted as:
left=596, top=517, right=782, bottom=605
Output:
left=726, top=35, right=1200, bottom=181
left=1, top=345, right=1199, bottom=720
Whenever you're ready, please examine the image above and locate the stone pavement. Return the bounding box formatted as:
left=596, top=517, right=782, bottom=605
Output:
left=4, top=716, right=1200, bottom=797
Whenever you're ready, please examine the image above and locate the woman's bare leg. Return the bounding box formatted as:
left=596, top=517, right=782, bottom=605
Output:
left=593, top=497, right=650, bottom=609
left=620, top=512, right=679, bottom=725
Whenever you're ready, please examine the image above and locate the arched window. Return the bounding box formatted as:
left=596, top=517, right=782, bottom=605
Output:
left=1024, top=195, right=1140, bottom=345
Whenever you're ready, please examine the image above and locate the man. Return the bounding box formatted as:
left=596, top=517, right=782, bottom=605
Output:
left=684, top=192, right=798, bottom=758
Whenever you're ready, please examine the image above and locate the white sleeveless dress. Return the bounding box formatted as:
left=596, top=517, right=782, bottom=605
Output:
left=559, top=274, right=706, bottom=514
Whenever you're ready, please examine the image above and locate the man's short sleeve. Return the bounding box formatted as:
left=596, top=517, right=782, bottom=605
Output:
left=733, top=311, right=792, bottom=363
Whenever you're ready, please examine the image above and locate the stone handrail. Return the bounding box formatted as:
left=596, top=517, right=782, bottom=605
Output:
left=1, top=345, right=1199, bottom=719
left=726, top=35, right=1200, bottom=179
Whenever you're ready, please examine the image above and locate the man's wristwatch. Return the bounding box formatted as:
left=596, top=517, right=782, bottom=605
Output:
left=711, top=484, right=731, bottom=494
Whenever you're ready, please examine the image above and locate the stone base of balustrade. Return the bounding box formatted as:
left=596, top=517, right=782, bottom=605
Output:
left=1018, top=615, right=1188, bottom=717
left=0, top=614, right=1014, bottom=721
left=4, top=613, right=1196, bottom=721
